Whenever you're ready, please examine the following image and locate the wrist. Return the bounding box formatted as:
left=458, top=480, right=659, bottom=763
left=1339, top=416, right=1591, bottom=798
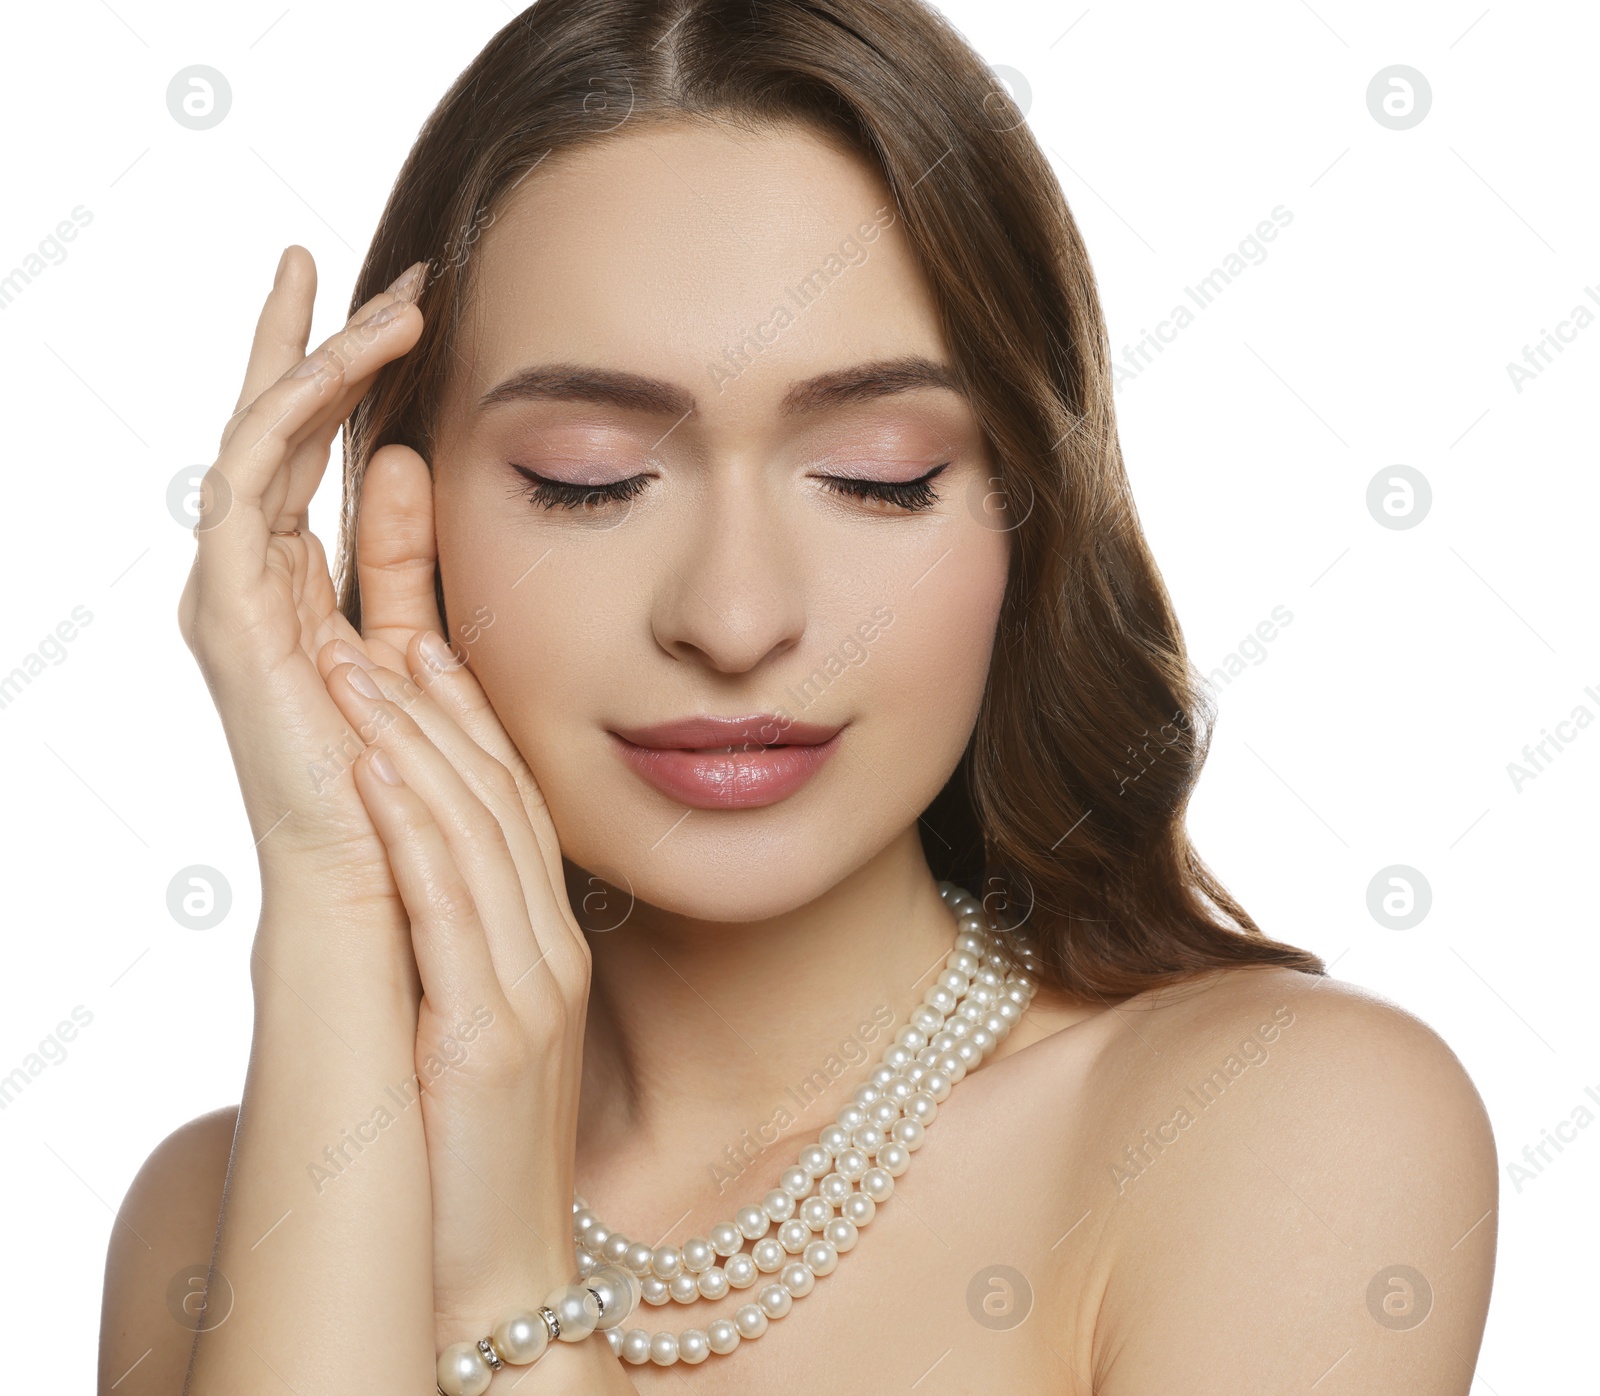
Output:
left=434, top=1262, right=642, bottom=1395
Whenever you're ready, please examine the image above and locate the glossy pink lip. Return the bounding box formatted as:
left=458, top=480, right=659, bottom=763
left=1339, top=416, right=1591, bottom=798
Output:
left=609, top=714, right=844, bottom=809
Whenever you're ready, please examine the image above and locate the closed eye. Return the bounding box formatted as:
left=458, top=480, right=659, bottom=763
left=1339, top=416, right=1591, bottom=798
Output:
left=818, top=461, right=949, bottom=512
left=510, top=464, right=650, bottom=511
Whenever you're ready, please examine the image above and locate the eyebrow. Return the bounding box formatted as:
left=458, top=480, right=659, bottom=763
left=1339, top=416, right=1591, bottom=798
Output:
left=475, top=355, right=963, bottom=419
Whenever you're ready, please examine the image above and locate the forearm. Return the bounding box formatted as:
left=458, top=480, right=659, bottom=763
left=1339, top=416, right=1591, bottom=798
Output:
left=184, top=911, right=435, bottom=1394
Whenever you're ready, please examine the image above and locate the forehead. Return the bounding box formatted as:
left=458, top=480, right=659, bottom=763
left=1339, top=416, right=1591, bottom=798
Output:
left=446, top=118, right=950, bottom=427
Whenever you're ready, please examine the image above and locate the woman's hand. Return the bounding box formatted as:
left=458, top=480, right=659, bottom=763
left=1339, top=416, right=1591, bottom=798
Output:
left=313, top=587, right=594, bottom=1348
left=177, top=245, right=431, bottom=946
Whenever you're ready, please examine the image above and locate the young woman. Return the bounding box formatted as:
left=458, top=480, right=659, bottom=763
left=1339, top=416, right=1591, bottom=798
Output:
left=98, top=1, right=1498, bottom=1391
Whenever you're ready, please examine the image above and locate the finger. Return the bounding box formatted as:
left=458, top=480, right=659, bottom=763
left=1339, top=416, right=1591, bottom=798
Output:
left=406, top=630, right=569, bottom=904
left=197, top=270, right=425, bottom=603
left=231, top=245, right=315, bottom=420
left=324, top=658, right=576, bottom=996
left=357, top=443, right=445, bottom=651
left=350, top=744, right=508, bottom=1027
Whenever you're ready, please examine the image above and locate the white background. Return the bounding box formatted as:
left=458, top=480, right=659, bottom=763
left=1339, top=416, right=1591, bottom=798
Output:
left=0, top=0, right=1593, bottom=1387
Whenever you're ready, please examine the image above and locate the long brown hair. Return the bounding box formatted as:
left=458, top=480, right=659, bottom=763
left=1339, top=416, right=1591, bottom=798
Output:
left=335, top=0, right=1326, bottom=999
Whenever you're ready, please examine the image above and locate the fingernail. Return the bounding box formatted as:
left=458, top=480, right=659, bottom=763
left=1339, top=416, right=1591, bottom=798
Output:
left=346, top=665, right=382, bottom=699
left=329, top=639, right=376, bottom=671
left=369, top=748, right=402, bottom=785
left=355, top=300, right=405, bottom=329
left=385, top=261, right=425, bottom=303
left=419, top=630, right=462, bottom=672
left=290, top=349, right=336, bottom=379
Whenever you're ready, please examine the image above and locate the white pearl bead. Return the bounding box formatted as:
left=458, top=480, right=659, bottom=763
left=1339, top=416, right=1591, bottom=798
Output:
left=921, top=1070, right=952, bottom=1102
left=669, top=1272, right=699, bottom=1303
left=491, top=1309, right=549, bottom=1365
left=803, top=1238, right=839, bottom=1275
left=798, top=1144, right=832, bottom=1177
left=955, top=1039, right=983, bottom=1069
left=763, top=1188, right=796, bottom=1222
left=437, top=1340, right=492, bottom=1396
left=853, top=1082, right=880, bottom=1107
left=780, top=1165, right=813, bottom=1198
left=641, top=1276, right=670, bottom=1305
left=800, top=1196, right=832, bottom=1230
left=836, top=1104, right=867, bottom=1132
left=573, top=1194, right=588, bottom=1212
left=878, top=1141, right=911, bottom=1176
left=736, top=1204, right=770, bottom=1239
left=851, top=1125, right=885, bottom=1154
left=819, top=1124, right=850, bottom=1155
left=697, top=1265, right=730, bottom=1300
left=905, top=1092, right=938, bottom=1126
left=835, top=1148, right=869, bottom=1181
left=924, top=986, right=958, bottom=1015
left=649, top=1331, right=679, bottom=1365
left=870, top=1063, right=899, bottom=1087
left=752, top=1237, right=785, bottom=1272
left=882, top=1044, right=914, bottom=1070
left=895, top=1025, right=927, bottom=1050
left=939, top=968, right=970, bottom=995
left=819, top=1172, right=851, bottom=1205
left=587, top=1265, right=636, bottom=1330
left=841, top=1191, right=876, bottom=1227
left=682, top=1236, right=714, bottom=1272
left=758, top=1282, right=793, bottom=1319
left=575, top=1247, right=601, bottom=1277
left=945, top=1016, right=973, bottom=1039
left=861, top=1167, right=894, bottom=1202
left=547, top=1282, right=601, bottom=1341
left=777, top=1218, right=811, bottom=1253
left=886, top=1078, right=914, bottom=1104
left=893, top=1117, right=926, bottom=1151
left=605, top=1327, right=623, bottom=1355
left=621, top=1328, right=651, bottom=1364
left=651, top=1245, right=681, bottom=1279
left=707, top=1317, right=741, bottom=1353
left=781, top=1260, right=815, bottom=1297
left=911, top=1005, right=943, bottom=1033
left=823, top=1216, right=858, bottom=1252
left=679, top=1328, right=711, bottom=1364
left=602, top=1232, right=631, bottom=1264
left=624, top=1241, right=654, bottom=1275
left=586, top=1223, right=610, bottom=1251
left=573, top=1207, right=598, bottom=1238
left=710, top=1222, right=743, bottom=1256
left=970, top=1026, right=997, bottom=1055
left=734, top=1303, right=769, bottom=1339
left=724, top=1252, right=758, bottom=1288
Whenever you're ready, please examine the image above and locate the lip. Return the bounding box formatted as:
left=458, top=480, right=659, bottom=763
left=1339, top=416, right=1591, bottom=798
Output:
left=609, top=713, right=844, bottom=809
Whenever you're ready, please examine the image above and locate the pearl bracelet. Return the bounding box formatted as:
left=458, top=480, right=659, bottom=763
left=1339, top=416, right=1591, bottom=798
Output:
left=435, top=1264, right=644, bottom=1395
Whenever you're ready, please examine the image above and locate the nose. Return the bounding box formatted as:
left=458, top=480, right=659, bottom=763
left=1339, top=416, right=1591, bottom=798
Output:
left=650, top=466, right=807, bottom=675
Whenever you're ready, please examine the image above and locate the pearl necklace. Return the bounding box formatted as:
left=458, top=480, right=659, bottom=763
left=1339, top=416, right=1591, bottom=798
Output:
left=572, top=880, right=1039, bottom=1367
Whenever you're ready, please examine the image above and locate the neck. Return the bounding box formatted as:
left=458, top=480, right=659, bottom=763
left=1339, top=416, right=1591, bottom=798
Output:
left=569, top=829, right=961, bottom=1208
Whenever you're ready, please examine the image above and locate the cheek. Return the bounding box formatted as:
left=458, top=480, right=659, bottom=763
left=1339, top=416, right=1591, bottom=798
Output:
left=864, top=526, right=1009, bottom=752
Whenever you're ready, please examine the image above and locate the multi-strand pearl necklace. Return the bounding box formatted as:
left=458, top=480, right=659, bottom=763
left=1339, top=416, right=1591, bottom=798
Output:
left=572, top=880, right=1039, bottom=1367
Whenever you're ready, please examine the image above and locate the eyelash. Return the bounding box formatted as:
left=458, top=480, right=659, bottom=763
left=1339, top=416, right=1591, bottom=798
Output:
left=510, top=462, right=950, bottom=513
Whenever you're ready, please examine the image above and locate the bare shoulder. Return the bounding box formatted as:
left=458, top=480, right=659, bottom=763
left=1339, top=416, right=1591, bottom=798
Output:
left=98, top=1105, right=238, bottom=1395
left=1032, top=966, right=1498, bottom=1394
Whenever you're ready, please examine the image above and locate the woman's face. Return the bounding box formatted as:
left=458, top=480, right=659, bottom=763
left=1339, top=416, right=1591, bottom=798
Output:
left=431, top=118, right=1010, bottom=923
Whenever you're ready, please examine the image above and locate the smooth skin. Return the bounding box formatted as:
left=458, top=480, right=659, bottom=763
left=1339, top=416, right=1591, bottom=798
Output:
left=100, top=120, right=1496, bottom=1394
